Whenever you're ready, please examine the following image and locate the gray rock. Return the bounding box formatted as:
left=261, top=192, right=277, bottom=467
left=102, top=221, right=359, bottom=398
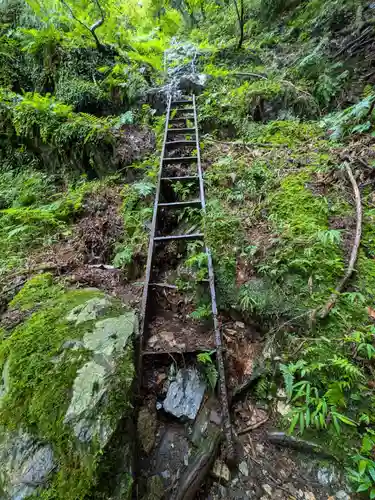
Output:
left=66, top=297, right=111, bottom=325
left=210, top=484, right=229, bottom=499
left=145, top=41, right=209, bottom=110
left=178, top=73, right=209, bottom=94
left=262, top=484, right=272, bottom=496
left=238, top=460, right=249, bottom=476
left=0, top=429, right=56, bottom=499
left=83, top=313, right=136, bottom=359
left=335, top=491, right=350, bottom=500
left=0, top=359, right=10, bottom=403
left=62, top=339, right=85, bottom=350
left=163, top=368, right=206, bottom=420
left=317, top=466, right=336, bottom=486
left=304, top=493, right=316, bottom=500
left=64, top=361, right=106, bottom=420
left=64, top=310, right=137, bottom=446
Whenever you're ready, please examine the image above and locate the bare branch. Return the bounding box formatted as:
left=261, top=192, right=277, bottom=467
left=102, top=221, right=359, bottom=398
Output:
left=60, top=0, right=91, bottom=32
left=231, top=0, right=245, bottom=48
left=60, top=0, right=104, bottom=50
left=90, top=0, right=105, bottom=32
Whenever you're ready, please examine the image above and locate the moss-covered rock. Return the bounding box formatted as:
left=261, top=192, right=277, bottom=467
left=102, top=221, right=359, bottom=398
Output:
left=0, top=280, right=136, bottom=499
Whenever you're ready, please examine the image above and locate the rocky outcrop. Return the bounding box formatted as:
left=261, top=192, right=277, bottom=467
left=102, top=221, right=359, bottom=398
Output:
left=146, top=42, right=210, bottom=112
left=0, top=284, right=136, bottom=499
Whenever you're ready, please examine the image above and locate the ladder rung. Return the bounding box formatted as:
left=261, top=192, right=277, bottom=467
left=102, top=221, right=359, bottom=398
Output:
left=154, top=233, right=203, bottom=242
left=167, top=128, right=195, bottom=135
left=171, top=100, right=193, bottom=107
left=169, top=118, right=187, bottom=123
left=158, top=200, right=201, bottom=208
left=163, top=156, right=197, bottom=164
left=165, top=140, right=196, bottom=149
left=174, top=108, right=194, bottom=113
left=161, top=175, right=199, bottom=181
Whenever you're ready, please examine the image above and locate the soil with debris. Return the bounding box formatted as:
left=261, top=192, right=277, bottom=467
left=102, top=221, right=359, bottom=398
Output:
left=201, top=402, right=352, bottom=500
left=145, top=287, right=215, bottom=353
left=0, top=186, right=143, bottom=319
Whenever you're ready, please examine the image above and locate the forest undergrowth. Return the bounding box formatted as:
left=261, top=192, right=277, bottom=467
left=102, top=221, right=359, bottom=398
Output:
left=1, top=0, right=375, bottom=497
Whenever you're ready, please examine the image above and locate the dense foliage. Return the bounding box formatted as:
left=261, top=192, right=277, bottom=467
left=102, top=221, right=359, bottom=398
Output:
left=1, top=0, right=375, bottom=497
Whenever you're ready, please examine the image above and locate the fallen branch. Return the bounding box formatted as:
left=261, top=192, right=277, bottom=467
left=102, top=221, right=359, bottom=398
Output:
left=232, top=72, right=267, bottom=80
left=266, top=431, right=335, bottom=459
left=238, top=416, right=269, bottom=435
left=312, top=161, right=362, bottom=321
left=334, top=26, right=373, bottom=58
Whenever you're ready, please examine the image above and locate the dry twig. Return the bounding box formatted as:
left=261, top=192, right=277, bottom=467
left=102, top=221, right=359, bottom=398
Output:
left=238, top=416, right=269, bottom=435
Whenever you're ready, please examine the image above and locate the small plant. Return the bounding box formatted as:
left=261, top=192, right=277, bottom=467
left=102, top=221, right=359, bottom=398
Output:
left=173, top=181, right=195, bottom=201
left=189, top=304, right=211, bottom=320
left=348, top=431, right=375, bottom=497
left=185, top=251, right=208, bottom=281
left=197, top=350, right=218, bottom=390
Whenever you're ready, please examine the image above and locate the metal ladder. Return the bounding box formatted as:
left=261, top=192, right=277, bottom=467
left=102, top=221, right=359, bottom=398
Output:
left=139, top=94, right=233, bottom=455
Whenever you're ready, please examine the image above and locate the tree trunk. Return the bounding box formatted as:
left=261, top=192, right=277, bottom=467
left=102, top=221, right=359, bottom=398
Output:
left=232, top=0, right=245, bottom=49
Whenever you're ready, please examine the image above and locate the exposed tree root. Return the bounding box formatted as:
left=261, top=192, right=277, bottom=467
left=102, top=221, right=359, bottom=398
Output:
left=311, top=161, right=362, bottom=322
left=266, top=432, right=334, bottom=459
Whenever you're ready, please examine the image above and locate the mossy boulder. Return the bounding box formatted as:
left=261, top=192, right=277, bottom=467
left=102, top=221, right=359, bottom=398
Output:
left=0, top=278, right=136, bottom=499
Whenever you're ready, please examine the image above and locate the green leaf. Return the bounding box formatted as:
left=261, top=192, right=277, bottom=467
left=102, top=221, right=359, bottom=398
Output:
left=370, top=487, right=375, bottom=499
left=322, top=399, right=328, bottom=416
left=319, top=412, right=325, bottom=429
left=314, top=414, right=320, bottom=430
left=293, top=382, right=307, bottom=401
left=369, top=467, right=375, bottom=482
left=332, top=412, right=357, bottom=427
left=357, top=481, right=371, bottom=492
left=305, top=383, right=311, bottom=403
left=305, top=407, right=311, bottom=427
left=7, top=225, right=30, bottom=238
left=289, top=413, right=299, bottom=435
left=280, top=364, right=294, bottom=400
left=362, top=434, right=374, bottom=453
left=359, top=460, right=367, bottom=475
left=205, top=364, right=218, bottom=391
left=299, top=411, right=305, bottom=435
left=332, top=415, right=340, bottom=434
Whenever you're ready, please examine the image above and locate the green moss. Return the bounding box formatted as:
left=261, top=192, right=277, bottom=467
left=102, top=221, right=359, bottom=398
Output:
left=0, top=289, right=102, bottom=430
left=9, top=273, right=63, bottom=311
left=204, top=199, right=244, bottom=257
left=269, top=172, right=328, bottom=236
left=248, top=120, right=323, bottom=146
left=0, top=175, right=106, bottom=274
left=231, top=79, right=316, bottom=119
left=361, top=208, right=375, bottom=259
left=357, top=251, right=375, bottom=303
left=263, top=172, right=343, bottom=291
